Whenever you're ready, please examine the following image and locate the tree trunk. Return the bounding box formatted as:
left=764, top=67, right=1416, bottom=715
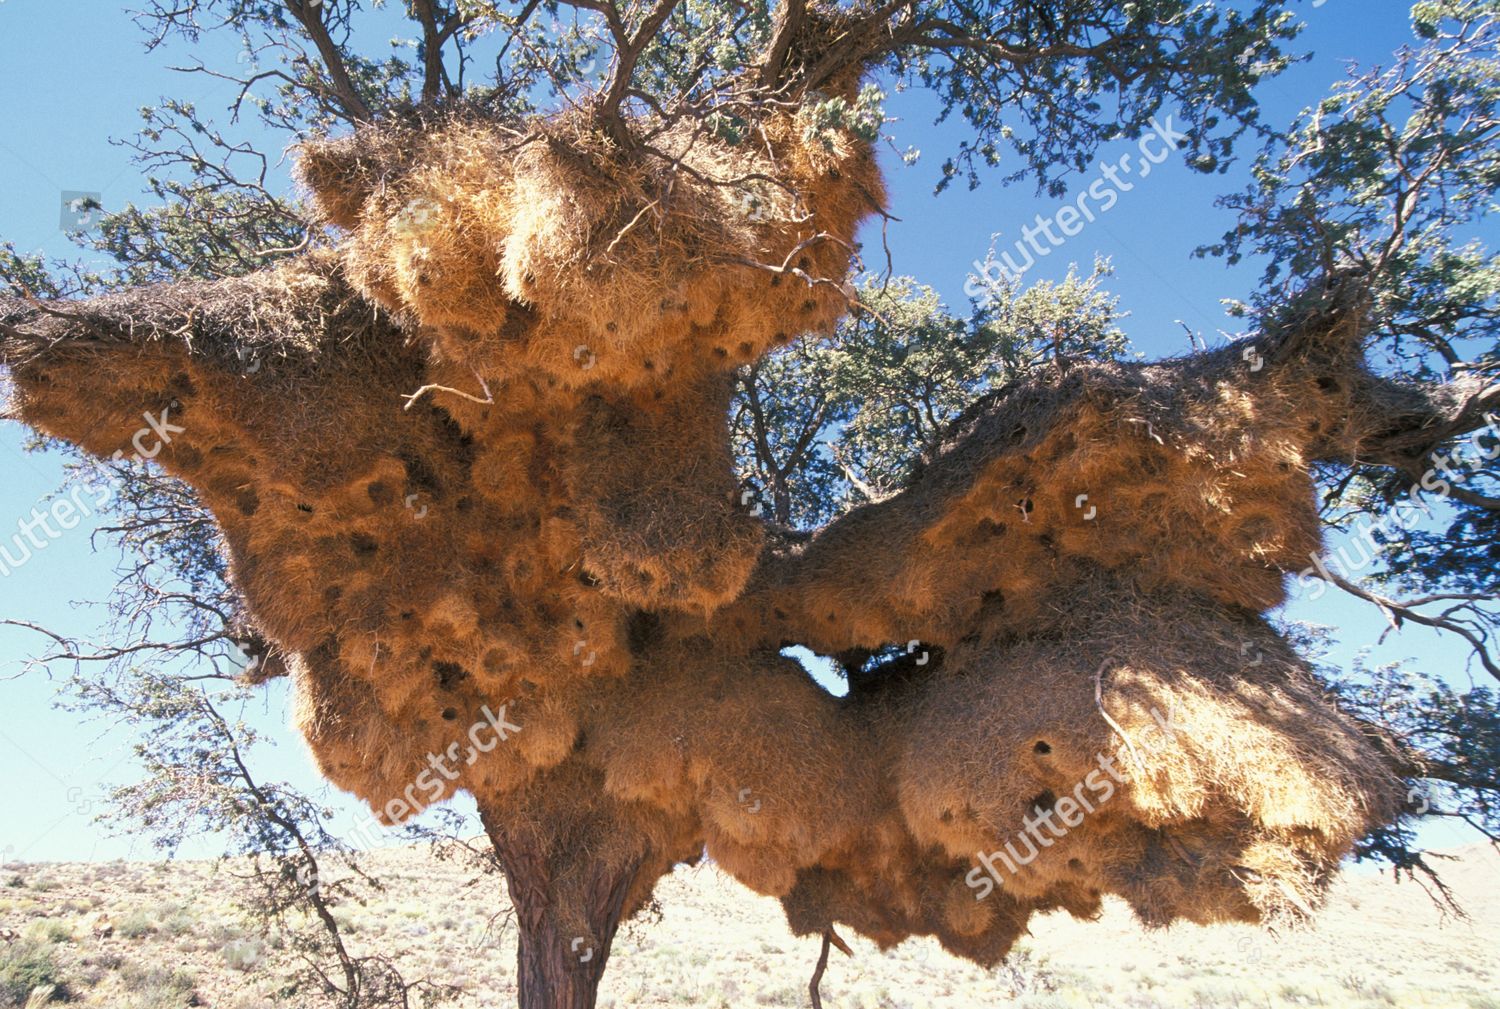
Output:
left=482, top=808, right=643, bottom=1009
left=495, top=839, right=630, bottom=1007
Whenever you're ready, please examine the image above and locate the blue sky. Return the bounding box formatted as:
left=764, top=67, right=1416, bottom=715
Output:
left=0, top=0, right=1487, bottom=863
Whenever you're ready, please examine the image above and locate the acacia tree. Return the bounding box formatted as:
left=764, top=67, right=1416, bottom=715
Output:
left=70, top=670, right=464, bottom=1007
left=2, top=2, right=1499, bottom=1008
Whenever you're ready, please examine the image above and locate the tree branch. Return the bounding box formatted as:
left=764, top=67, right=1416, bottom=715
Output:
left=287, top=0, right=373, bottom=123
left=760, top=0, right=806, bottom=89
left=1321, top=572, right=1500, bottom=683
left=595, top=0, right=681, bottom=146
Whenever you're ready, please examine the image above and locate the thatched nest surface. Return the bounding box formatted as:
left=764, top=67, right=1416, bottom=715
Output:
left=0, top=109, right=1406, bottom=963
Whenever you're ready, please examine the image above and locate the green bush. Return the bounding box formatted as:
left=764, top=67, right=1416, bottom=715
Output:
left=152, top=904, right=197, bottom=938
left=113, top=911, right=156, bottom=939
left=23, top=921, right=72, bottom=945
left=118, top=964, right=198, bottom=1009
left=0, top=941, right=68, bottom=1008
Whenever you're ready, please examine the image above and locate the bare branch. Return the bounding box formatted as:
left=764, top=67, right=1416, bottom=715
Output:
left=286, top=0, right=373, bottom=123
left=1321, top=572, right=1500, bottom=683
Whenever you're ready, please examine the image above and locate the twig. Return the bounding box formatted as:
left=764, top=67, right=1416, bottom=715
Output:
left=808, top=927, right=850, bottom=1009
left=402, top=368, right=496, bottom=412
left=731, top=233, right=889, bottom=325
left=603, top=198, right=662, bottom=258
left=1094, top=657, right=1146, bottom=777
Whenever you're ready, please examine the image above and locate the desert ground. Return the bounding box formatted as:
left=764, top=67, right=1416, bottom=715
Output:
left=1, top=843, right=1496, bottom=1009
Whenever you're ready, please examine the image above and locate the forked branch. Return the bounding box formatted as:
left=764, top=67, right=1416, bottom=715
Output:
left=286, top=0, right=373, bottom=122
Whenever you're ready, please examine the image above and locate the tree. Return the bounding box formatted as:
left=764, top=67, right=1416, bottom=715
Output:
left=69, top=669, right=462, bottom=1008
left=733, top=266, right=1130, bottom=526
left=2, top=2, right=1497, bottom=1007
left=1204, top=0, right=1500, bottom=679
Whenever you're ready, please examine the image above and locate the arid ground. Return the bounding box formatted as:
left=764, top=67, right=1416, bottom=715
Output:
left=2, top=844, right=1496, bottom=1008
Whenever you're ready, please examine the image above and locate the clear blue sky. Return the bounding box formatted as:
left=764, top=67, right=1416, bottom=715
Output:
left=0, top=0, right=1485, bottom=863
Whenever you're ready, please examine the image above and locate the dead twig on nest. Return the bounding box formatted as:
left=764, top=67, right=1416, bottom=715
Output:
left=1094, top=656, right=1147, bottom=777
left=808, top=926, right=851, bottom=1008
left=402, top=368, right=495, bottom=412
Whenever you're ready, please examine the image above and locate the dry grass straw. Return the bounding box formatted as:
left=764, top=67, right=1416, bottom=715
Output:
left=296, top=104, right=883, bottom=396
left=0, top=113, right=1407, bottom=971
left=723, top=319, right=1374, bottom=658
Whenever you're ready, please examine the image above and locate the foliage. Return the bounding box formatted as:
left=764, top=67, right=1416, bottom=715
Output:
left=1207, top=1, right=1500, bottom=688
left=732, top=263, right=1127, bottom=526
left=1338, top=659, right=1500, bottom=881
left=898, top=0, right=1302, bottom=194
left=0, top=940, right=68, bottom=1008
left=1206, top=0, right=1500, bottom=367
left=65, top=669, right=456, bottom=1008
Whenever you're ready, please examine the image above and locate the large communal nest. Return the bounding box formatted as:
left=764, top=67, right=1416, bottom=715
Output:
left=0, top=103, right=1412, bottom=973
left=296, top=103, right=884, bottom=400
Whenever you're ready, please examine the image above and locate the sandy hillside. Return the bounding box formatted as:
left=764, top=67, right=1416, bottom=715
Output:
left=1, top=844, right=1496, bottom=1008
